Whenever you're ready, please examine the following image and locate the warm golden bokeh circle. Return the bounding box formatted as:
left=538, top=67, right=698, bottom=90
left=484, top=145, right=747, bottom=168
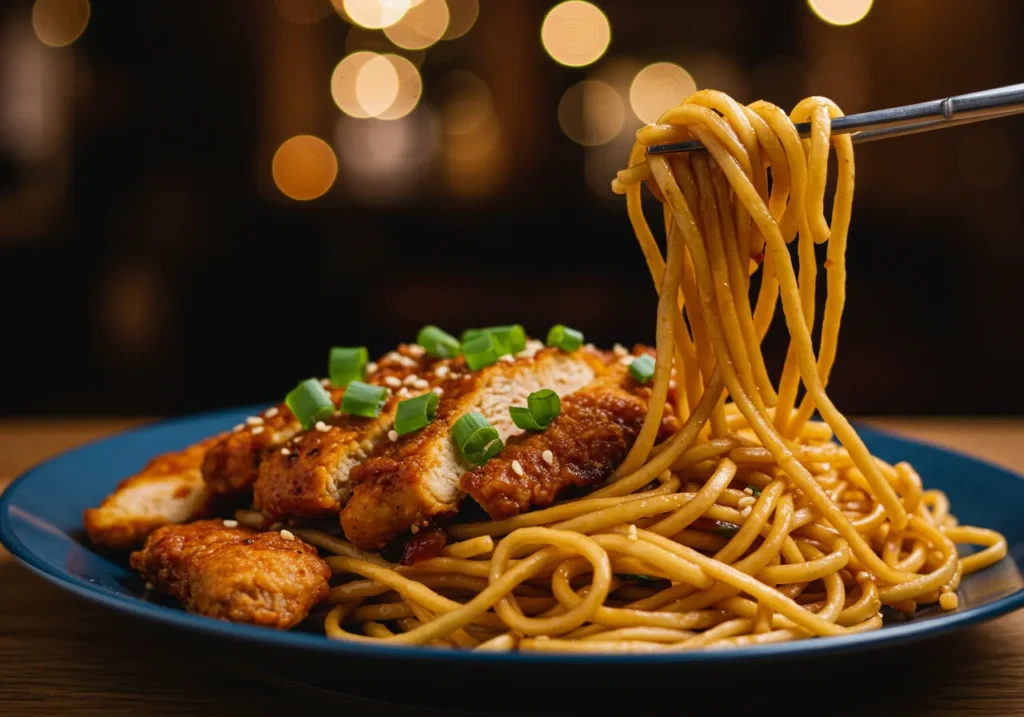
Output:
left=272, top=135, right=339, bottom=201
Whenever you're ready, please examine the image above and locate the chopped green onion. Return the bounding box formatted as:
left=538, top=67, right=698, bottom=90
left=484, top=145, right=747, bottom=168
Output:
left=749, top=485, right=762, bottom=497
left=416, top=326, right=461, bottom=359
left=394, top=392, right=439, bottom=436
left=615, top=574, right=662, bottom=583
left=451, top=412, right=504, bottom=465
left=461, top=325, right=525, bottom=355
left=714, top=521, right=739, bottom=539
left=329, top=346, right=368, bottom=387
left=285, top=378, right=336, bottom=430
left=340, top=380, right=388, bottom=418
left=509, top=389, right=561, bottom=431
left=629, top=354, right=656, bottom=383
left=546, top=324, right=583, bottom=352
left=462, top=334, right=500, bottom=371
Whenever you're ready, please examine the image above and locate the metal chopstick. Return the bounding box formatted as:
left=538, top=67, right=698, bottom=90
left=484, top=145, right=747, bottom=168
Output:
left=645, top=82, right=1024, bottom=154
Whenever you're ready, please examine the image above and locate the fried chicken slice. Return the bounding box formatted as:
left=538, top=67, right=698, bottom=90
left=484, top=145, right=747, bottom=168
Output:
left=84, top=435, right=223, bottom=551
left=460, top=354, right=680, bottom=519
left=130, top=520, right=331, bottom=629
left=340, top=344, right=606, bottom=549
left=253, top=347, right=447, bottom=522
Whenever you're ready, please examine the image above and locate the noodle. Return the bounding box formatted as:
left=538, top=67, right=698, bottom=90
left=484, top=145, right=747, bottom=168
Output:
left=312, top=90, right=1009, bottom=652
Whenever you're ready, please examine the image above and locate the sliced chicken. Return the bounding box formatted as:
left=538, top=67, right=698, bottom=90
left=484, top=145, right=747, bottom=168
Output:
left=130, top=519, right=331, bottom=630
left=341, top=346, right=607, bottom=549
left=461, top=356, right=680, bottom=519
left=202, top=344, right=430, bottom=497
left=253, top=349, right=446, bottom=522
left=84, top=436, right=225, bottom=551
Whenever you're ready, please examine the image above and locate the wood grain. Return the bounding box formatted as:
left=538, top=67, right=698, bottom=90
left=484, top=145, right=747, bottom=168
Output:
left=1, top=418, right=1024, bottom=716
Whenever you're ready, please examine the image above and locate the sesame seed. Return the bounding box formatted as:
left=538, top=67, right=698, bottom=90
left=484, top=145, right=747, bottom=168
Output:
left=542, top=450, right=554, bottom=465
left=434, top=365, right=450, bottom=378
left=743, top=487, right=754, bottom=495
left=320, top=378, right=332, bottom=387
left=737, top=496, right=756, bottom=508
left=264, top=407, right=279, bottom=419
left=404, top=374, right=419, bottom=386
left=315, top=421, right=330, bottom=433
left=223, top=519, right=239, bottom=528
left=398, top=355, right=417, bottom=367
left=365, top=361, right=378, bottom=374
left=384, top=375, right=402, bottom=388
left=246, top=416, right=264, bottom=426
left=280, top=529, right=295, bottom=541
left=397, top=387, right=411, bottom=398
left=232, top=424, right=244, bottom=432
left=618, top=356, right=633, bottom=366
left=512, top=460, right=525, bottom=476
left=407, top=344, right=426, bottom=358
left=252, top=426, right=264, bottom=435
left=386, top=351, right=401, bottom=361
left=499, top=354, right=515, bottom=363
left=613, top=343, right=628, bottom=357
left=627, top=524, right=638, bottom=541
left=413, top=378, right=429, bottom=389
left=740, top=506, right=752, bottom=518
left=281, top=448, right=290, bottom=456
left=583, top=343, right=596, bottom=352
left=388, top=430, right=399, bottom=442
left=433, top=386, right=444, bottom=396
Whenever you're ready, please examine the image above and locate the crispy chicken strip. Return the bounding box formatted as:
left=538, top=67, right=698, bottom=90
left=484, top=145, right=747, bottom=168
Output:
left=84, top=436, right=224, bottom=551
left=253, top=348, right=447, bottom=521
left=341, top=345, right=606, bottom=549
left=130, top=520, right=331, bottom=630
left=460, top=356, right=680, bottom=519
left=202, top=344, right=429, bottom=496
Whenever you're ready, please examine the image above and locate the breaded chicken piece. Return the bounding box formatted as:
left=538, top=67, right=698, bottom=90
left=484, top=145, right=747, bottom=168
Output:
left=461, top=358, right=680, bottom=519
left=202, top=344, right=430, bottom=496
left=253, top=347, right=445, bottom=522
left=84, top=436, right=223, bottom=551
left=130, top=520, right=331, bottom=629
left=341, top=345, right=606, bottom=549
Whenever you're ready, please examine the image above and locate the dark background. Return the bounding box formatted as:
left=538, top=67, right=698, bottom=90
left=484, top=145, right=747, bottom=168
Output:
left=1, top=0, right=1021, bottom=419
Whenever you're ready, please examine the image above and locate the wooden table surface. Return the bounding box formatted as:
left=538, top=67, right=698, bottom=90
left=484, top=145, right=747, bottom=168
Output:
left=2, top=418, right=1024, bottom=716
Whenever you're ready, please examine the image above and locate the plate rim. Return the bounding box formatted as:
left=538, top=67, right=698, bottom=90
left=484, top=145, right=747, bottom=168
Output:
left=3, top=408, right=1024, bottom=666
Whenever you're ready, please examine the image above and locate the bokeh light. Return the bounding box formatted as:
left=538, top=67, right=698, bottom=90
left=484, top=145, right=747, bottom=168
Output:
left=384, top=0, right=449, bottom=50
left=629, top=62, right=696, bottom=124
left=341, top=0, right=412, bottom=29
left=274, top=0, right=332, bottom=24
left=356, top=53, right=400, bottom=117
left=807, top=0, right=873, bottom=26
left=332, top=52, right=377, bottom=118
left=272, top=135, right=339, bottom=201
left=377, top=55, right=423, bottom=120
left=443, top=0, right=479, bottom=40
left=540, top=1, right=611, bottom=68
left=558, top=80, right=625, bottom=146
left=958, top=128, right=1015, bottom=191
left=32, top=0, right=90, bottom=48
left=438, top=70, right=494, bottom=137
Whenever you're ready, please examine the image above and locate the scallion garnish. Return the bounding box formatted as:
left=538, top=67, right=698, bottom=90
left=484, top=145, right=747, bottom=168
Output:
left=462, top=334, right=500, bottom=371
left=629, top=354, right=656, bottom=383
left=451, top=412, right=504, bottom=465
left=509, top=389, right=561, bottom=430
left=285, top=378, right=336, bottom=430
left=749, top=485, right=762, bottom=497
left=329, top=346, right=368, bottom=387
left=546, top=324, right=583, bottom=352
left=461, top=325, right=526, bottom=355
left=417, top=326, right=461, bottom=359
left=340, top=380, right=388, bottom=418
left=394, top=392, right=439, bottom=436
left=714, top=521, right=739, bottom=539
left=615, top=574, right=662, bottom=583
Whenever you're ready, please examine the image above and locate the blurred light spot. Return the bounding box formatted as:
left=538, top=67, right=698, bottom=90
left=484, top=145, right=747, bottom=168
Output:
left=356, top=53, right=400, bottom=117
left=439, top=70, right=493, bottom=136
left=32, top=0, right=90, bottom=48
left=332, top=52, right=376, bottom=118
left=585, top=131, right=634, bottom=199
left=346, top=25, right=426, bottom=66
left=377, top=55, right=422, bottom=120
left=342, top=0, right=411, bottom=29
left=443, top=0, right=479, bottom=39
left=384, top=0, right=449, bottom=50
left=687, top=52, right=749, bottom=103
left=100, top=264, right=162, bottom=361
left=629, top=62, right=695, bottom=124
left=445, top=113, right=507, bottom=198
left=807, top=0, right=873, bottom=26
left=335, top=107, right=437, bottom=204
left=806, top=51, right=870, bottom=113
left=541, top=1, right=611, bottom=68
left=958, top=128, right=1014, bottom=191
left=558, top=80, right=624, bottom=146
left=274, top=0, right=332, bottom=24
left=272, top=135, right=338, bottom=200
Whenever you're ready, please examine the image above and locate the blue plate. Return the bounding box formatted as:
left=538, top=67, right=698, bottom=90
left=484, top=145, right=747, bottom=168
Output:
left=2, top=406, right=1024, bottom=673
